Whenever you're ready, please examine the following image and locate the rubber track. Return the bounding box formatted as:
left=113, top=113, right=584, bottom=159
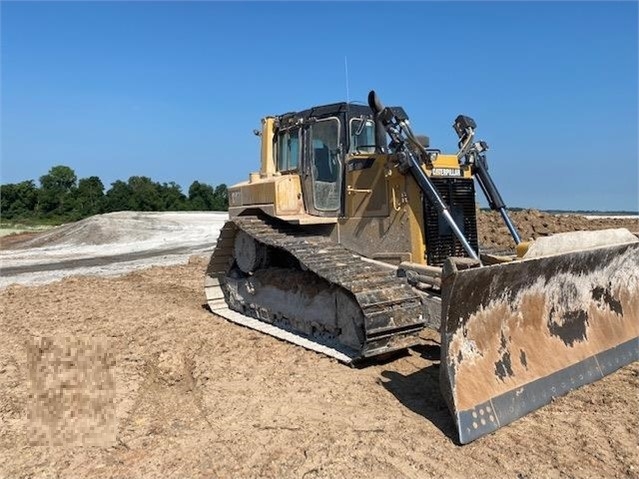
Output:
left=205, top=216, right=425, bottom=361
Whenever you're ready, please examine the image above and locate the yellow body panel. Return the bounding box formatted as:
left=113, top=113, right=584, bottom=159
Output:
left=337, top=154, right=427, bottom=265
left=228, top=174, right=304, bottom=217
left=260, top=116, right=277, bottom=176
left=344, top=155, right=389, bottom=218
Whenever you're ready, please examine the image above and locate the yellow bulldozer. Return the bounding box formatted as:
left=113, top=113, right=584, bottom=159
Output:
left=204, top=91, right=638, bottom=443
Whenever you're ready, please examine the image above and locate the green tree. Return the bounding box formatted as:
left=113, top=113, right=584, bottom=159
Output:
left=38, top=165, right=77, bottom=217
left=127, top=176, right=162, bottom=210
left=104, top=176, right=166, bottom=212
left=187, top=181, right=216, bottom=210
left=0, top=180, right=39, bottom=219
left=74, top=176, right=105, bottom=217
left=187, top=181, right=228, bottom=211
left=104, top=180, right=133, bottom=212
left=212, top=183, right=228, bottom=211
left=3, top=165, right=229, bottom=221
left=158, top=182, right=187, bottom=210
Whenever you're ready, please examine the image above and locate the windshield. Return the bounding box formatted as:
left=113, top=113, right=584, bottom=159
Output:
left=311, top=117, right=341, bottom=211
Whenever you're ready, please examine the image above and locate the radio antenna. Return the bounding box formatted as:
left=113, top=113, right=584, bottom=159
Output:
left=344, top=55, right=350, bottom=104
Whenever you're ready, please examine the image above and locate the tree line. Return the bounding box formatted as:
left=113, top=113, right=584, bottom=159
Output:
left=1, top=165, right=228, bottom=224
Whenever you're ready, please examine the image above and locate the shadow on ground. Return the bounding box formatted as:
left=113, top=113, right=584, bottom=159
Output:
left=380, top=353, right=459, bottom=443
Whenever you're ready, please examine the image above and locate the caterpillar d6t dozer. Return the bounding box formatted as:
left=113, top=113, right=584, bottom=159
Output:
left=204, top=91, right=639, bottom=443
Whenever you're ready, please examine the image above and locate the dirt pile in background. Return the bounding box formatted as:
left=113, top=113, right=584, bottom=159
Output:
left=8, top=211, right=225, bottom=249
left=477, top=209, right=638, bottom=250
left=0, top=212, right=228, bottom=288
left=14, top=213, right=159, bottom=248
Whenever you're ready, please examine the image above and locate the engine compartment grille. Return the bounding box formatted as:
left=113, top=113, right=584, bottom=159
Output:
left=424, top=178, right=479, bottom=266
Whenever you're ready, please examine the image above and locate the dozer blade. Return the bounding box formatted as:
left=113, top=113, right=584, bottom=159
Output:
left=439, top=235, right=639, bottom=444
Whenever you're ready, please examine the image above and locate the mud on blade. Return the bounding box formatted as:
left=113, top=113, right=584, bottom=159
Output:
left=439, top=241, right=639, bottom=444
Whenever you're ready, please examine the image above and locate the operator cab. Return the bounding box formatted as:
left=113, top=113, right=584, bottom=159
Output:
left=274, top=103, right=390, bottom=217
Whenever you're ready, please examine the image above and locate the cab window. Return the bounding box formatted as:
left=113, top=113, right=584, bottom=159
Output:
left=276, top=129, right=300, bottom=171
left=349, top=118, right=376, bottom=154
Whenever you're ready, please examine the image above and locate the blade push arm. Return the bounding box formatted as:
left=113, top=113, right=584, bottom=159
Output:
left=453, top=116, right=522, bottom=245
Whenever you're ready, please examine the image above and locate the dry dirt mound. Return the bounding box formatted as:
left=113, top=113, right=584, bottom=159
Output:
left=0, top=231, right=40, bottom=249
left=478, top=209, right=638, bottom=250
left=16, top=213, right=157, bottom=248
left=11, top=211, right=225, bottom=249
left=0, top=211, right=228, bottom=288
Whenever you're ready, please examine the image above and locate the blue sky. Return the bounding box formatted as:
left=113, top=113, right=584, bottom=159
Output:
left=1, top=1, right=637, bottom=211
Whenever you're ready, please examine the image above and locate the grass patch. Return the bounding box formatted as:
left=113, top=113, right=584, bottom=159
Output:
left=0, top=222, right=56, bottom=237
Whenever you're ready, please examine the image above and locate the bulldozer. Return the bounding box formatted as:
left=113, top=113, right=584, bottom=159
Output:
left=204, top=90, right=639, bottom=443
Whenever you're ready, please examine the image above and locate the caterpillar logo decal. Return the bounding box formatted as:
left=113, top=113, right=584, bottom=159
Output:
left=432, top=167, right=461, bottom=177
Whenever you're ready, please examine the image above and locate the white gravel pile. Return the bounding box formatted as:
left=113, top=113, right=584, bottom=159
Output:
left=0, top=211, right=228, bottom=288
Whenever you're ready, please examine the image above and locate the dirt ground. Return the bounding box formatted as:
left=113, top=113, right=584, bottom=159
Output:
left=0, top=231, right=40, bottom=249
left=0, top=211, right=638, bottom=478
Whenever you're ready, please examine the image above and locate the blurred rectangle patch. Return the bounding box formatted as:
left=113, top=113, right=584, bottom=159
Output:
left=27, top=336, right=116, bottom=446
